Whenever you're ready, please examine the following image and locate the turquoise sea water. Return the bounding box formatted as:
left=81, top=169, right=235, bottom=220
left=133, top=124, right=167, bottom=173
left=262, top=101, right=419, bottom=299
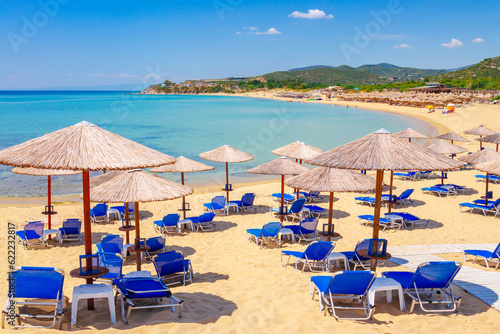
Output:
left=0, top=91, right=436, bottom=197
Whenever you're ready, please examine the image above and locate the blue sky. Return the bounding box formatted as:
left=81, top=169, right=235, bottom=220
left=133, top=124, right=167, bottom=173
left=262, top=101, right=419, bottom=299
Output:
left=0, top=0, right=498, bottom=89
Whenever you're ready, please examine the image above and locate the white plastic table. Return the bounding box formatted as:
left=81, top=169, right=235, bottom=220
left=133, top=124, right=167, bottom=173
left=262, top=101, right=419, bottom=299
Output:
left=326, top=252, right=349, bottom=270
left=42, top=229, right=60, bottom=244
left=224, top=203, right=239, bottom=215
left=178, top=218, right=195, bottom=231
left=278, top=228, right=295, bottom=243
left=71, top=284, right=116, bottom=326
left=368, top=277, right=405, bottom=311
left=107, top=208, right=121, bottom=220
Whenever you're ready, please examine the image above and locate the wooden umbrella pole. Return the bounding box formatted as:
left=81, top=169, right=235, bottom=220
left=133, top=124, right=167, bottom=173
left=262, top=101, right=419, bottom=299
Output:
left=225, top=162, right=229, bottom=202
left=125, top=203, right=130, bottom=244
left=371, top=170, right=384, bottom=271
left=485, top=173, right=490, bottom=205
left=181, top=172, right=186, bottom=220
left=47, top=175, right=52, bottom=239
left=480, top=136, right=483, bottom=150
left=388, top=171, right=393, bottom=214
left=82, top=170, right=94, bottom=309
left=134, top=202, right=141, bottom=271
left=497, top=143, right=499, bottom=152
left=327, top=192, right=334, bottom=242
left=280, top=175, right=285, bottom=223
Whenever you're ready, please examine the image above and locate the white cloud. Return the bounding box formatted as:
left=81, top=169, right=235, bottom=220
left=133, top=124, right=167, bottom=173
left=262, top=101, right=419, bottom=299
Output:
left=244, top=26, right=258, bottom=31
left=236, top=31, right=241, bottom=35
left=144, top=73, right=162, bottom=81
left=393, top=43, right=413, bottom=48
left=112, top=73, right=140, bottom=79
left=441, top=38, right=464, bottom=48
left=289, top=9, right=333, bottom=19
left=472, top=37, right=485, bottom=43
left=255, top=27, right=281, bottom=35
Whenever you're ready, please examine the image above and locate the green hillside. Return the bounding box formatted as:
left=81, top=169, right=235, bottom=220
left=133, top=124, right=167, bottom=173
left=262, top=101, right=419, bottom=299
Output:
left=357, top=63, right=448, bottom=81
left=263, top=67, right=391, bottom=86
left=427, top=56, right=500, bottom=90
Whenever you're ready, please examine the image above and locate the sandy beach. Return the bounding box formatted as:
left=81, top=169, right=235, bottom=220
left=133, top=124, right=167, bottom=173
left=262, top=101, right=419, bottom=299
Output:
left=1, top=95, right=500, bottom=332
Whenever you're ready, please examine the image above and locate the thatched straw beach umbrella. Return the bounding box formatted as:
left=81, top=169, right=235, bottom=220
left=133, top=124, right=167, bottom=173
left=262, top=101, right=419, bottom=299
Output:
left=0, top=121, right=175, bottom=294
left=393, top=128, right=428, bottom=143
left=286, top=167, right=376, bottom=240
left=87, top=170, right=193, bottom=271
left=459, top=148, right=500, bottom=204
left=12, top=167, right=80, bottom=238
left=306, top=129, right=462, bottom=270
left=477, top=133, right=500, bottom=152
left=247, top=157, right=309, bottom=222
left=200, top=145, right=253, bottom=201
left=435, top=132, right=470, bottom=144
left=464, top=125, right=496, bottom=149
left=428, top=140, right=467, bottom=185
left=151, top=156, right=214, bottom=219
left=475, top=159, right=500, bottom=177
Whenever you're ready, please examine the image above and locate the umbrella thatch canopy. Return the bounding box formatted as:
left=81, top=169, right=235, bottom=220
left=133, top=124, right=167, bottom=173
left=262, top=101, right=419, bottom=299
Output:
left=464, top=125, right=496, bottom=149
left=393, top=128, right=428, bottom=142
left=89, top=170, right=125, bottom=188
left=464, top=125, right=496, bottom=136
left=200, top=145, right=253, bottom=201
left=12, top=167, right=81, bottom=233
left=475, top=159, right=500, bottom=176
left=458, top=147, right=500, bottom=164
left=428, top=140, right=467, bottom=155
left=476, top=133, right=500, bottom=151
left=151, top=156, right=214, bottom=219
left=271, top=141, right=323, bottom=160
left=0, top=121, right=175, bottom=171
left=150, top=156, right=214, bottom=173
left=247, top=157, right=309, bottom=222
left=285, top=167, right=376, bottom=238
left=435, top=132, right=470, bottom=143
left=305, top=129, right=462, bottom=269
left=0, top=121, right=175, bottom=287
left=87, top=170, right=193, bottom=270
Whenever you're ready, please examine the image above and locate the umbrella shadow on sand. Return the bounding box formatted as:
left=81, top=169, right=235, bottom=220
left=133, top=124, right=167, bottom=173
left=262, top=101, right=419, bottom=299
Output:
left=193, top=272, right=229, bottom=284
left=164, top=245, right=197, bottom=257
left=213, top=220, right=237, bottom=232
left=330, top=209, right=351, bottom=219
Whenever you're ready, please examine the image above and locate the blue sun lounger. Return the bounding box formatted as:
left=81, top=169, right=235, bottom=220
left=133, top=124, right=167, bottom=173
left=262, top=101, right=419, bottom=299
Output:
left=421, top=186, right=457, bottom=197
left=385, top=212, right=429, bottom=229
left=393, top=171, right=419, bottom=180
left=229, top=193, right=256, bottom=212
left=113, top=277, right=183, bottom=324
left=354, top=196, right=376, bottom=207
left=154, top=214, right=181, bottom=234
left=284, top=217, right=319, bottom=243
left=3, top=267, right=65, bottom=329
left=309, top=271, right=376, bottom=319
left=459, top=198, right=500, bottom=216
left=304, top=204, right=328, bottom=217
left=59, top=218, right=82, bottom=244
left=203, top=196, right=226, bottom=214
left=90, top=203, right=108, bottom=224
left=182, top=212, right=216, bottom=232
left=358, top=215, right=402, bottom=231
left=140, top=236, right=167, bottom=261
left=463, top=243, right=500, bottom=269
left=272, top=192, right=295, bottom=203
left=475, top=174, right=500, bottom=184
left=153, top=251, right=193, bottom=286
left=340, top=239, right=373, bottom=270
left=246, top=222, right=282, bottom=247
left=16, top=221, right=44, bottom=249
left=383, top=261, right=462, bottom=313
left=281, top=240, right=334, bottom=272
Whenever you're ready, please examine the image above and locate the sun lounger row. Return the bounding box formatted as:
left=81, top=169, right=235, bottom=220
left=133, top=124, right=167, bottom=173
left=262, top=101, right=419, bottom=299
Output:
left=459, top=198, right=500, bottom=216
left=393, top=171, right=436, bottom=181
left=475, top=174, right=500, bottom=183
left=355, top=189, right=414, bottom=207
left=16, top=219, right=84, bottom=249
left=358, top=213, right=429, bottom=231
left=273, top=191, right=323, bottom=203
left=246, top=218, right=320, bottom=247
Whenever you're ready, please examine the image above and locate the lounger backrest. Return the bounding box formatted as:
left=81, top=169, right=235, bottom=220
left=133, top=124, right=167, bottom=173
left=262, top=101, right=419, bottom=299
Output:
left=241, top=193, right=255, bottom=206
left=309, top=191, right=320, bottom=196
left=304, top=241, right=334, bottom=261
left=153, top=251, right=186, bottom=277
left=97, top=252, right=123, bottom=278
left=261, top=222, right=281, bottom=237
left=212, top=196, right=226, bottom=209
left=12, top=267, right=64, bottom=299
left=399, top=189, right=414, bottom=199
left=100, top=234, right=123, bottom=254
left=62, top=219, right=82, bottom=235
left=162, top=214, right=180, bottom=226
left=144, top=236, right=165, bottom=252
left=492, top=198, right=500, bottom=208
left=289, top=198, right=306, bottom=213
left=198, top=212, right=216, bottom=223
left=92, top=203, right=108, bottom=216
left=411, top=261, right=462, bottom=289
left=115, top=277, right=171, bottom=299
left=299, top=217, right=318, bottom=234
left=24, top=221, right=44, bottom=239
left=397, top=212, right=419, bottom=221
left=327, top=271, right=375, bottom=296
left=492, top=243, right=500, bottom=259
left=354, top=239, right=371, bottom=261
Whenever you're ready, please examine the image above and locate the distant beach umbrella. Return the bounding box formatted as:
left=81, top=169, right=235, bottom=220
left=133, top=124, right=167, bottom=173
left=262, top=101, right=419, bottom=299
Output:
left=393, top=128, right=428, bottom=143
left=476, top=133, right=500, bottom=151
left=247, top=157, right=309, bottom=222
left=305, top=128, right=462, bottom=270
left=271, top=141, right=323, bottom=161
left=428, top=140, right=467, bottom=185
left=90, top=170, right=124, bottom=188
left=435, top=132, right=470, bottom=144
left=86, top=170, right=193, bottom=271
left=200, top=145, right=253, bottom=201
left=12, top=167, right=80, bottom=235
left=285, top=167, right=376, bottom=239
left=0, top=121, right=175, bottom=291
left=464, top=125, right=497, bottom=149
left=458, top=148, right=500, bottom=204
left=151, top=156, right=214, bottom=219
